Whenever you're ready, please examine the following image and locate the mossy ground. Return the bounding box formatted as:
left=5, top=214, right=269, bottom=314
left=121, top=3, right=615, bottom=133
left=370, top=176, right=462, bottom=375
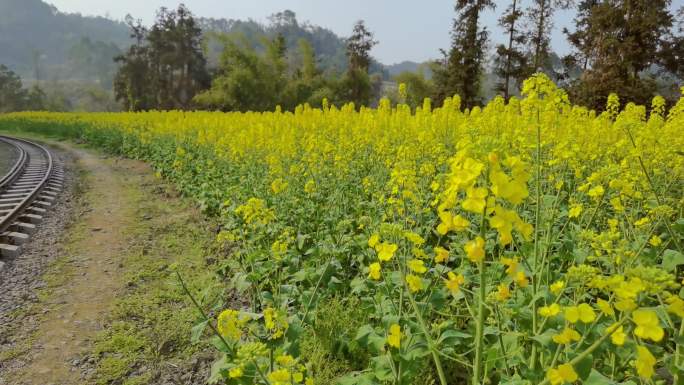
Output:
left=0, top=132, right=223, bottom=384
left=85, top=162, right=225, bottom=385
left=0, top=131, right=371, bottom=385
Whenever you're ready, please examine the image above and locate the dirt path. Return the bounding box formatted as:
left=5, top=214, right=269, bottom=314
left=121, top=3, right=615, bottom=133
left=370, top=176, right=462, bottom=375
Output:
left=10, top=146, right=137, bottom=384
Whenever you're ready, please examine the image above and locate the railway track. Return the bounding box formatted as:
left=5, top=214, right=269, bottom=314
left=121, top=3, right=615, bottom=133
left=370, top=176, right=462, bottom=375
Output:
left=0, top=136, right=63, bottom=258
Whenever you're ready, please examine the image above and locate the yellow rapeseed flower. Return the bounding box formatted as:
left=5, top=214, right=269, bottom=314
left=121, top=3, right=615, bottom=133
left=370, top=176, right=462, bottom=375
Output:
left=635, top=345, right=656, bottom=379
left=268, top=368, right=291, bottom=383
left=407, top=259, right=427, bottom=274
left=666, top=296, right=684, bottom=318
left=552, top=327, right=581, bottom=344
left=445, top=272, right=465, bottom=296
left=387, top=324, right=402, bottom=348
left=368, top=234, right=380, bottom=248
left=587, top=185, right=604, bottom=199
left=434, top=246, right=449, bottom=263
left=271, top=178, right=288, bottom=194
left=462, top=186, right=488, bottom=213
left=539, top=303, right=561, bottom=317
left=550, top=280, right=565, bottom=295
left=546, top=363, right=578, bottom=385
left=217, top=309, right=244, bottom=341
left=632, top=309, right=664, bottom=342
left=496, top=284, right=511, bottom=302
left=436, top=210, right=470, bottom=235
left=564, top=303, right=596, bottom=324
left=304, top=179, right=316, bottom=193
left=229, top=366, right=243, bottom=378
left=501, top=257, right=518, bottom=276
left=596, top=299, right=614, bottom=316
left=464, top=237, right=485, bottom=263
left=403, top=231, right=425, bottom=245
left=568, top=204, right=583, bottom=218
left=606, top=323, right=626, bottom=346
left=406, top=274, right=423, bottom=292
left=515, top=271, right=529, bottom=288
left=648, top=235, right=662, bottom=247
left=376, top=242, right=398, bottom=262
left=368, top=262, right=381, bottom=280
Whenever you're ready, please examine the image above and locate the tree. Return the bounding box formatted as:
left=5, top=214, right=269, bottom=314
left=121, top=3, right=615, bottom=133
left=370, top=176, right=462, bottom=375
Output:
left=494, top=0, right=529, bottom=99
left=25, top=85, right=47, bottom=110
left=434, top=0, right=495, bottom=108
left=114, top=17, right=155, bottom=111
left=0, top=65, right=27, bottom=112
left=298, top=39, right=318, bottom=82
left=659, top=6, right=684, bottom=80
left=346, top=21, right=376, bottom=73
left=392, top=67, right=436, bottom=109
left=525, top=0, right=572, bottom=74
left=146, top=5, right=210, bottom=109
left=342, top=21, right=377, bottom=107
left=0, top=65, right=45, bottom=112
left=565, top=0, right=678, bottom=109
left=113, top=5, right=210, bottom=111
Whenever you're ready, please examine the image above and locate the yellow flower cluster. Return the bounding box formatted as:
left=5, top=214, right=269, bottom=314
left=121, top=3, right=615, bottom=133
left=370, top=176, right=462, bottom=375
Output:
left=2, top=73, right=683, bottom=384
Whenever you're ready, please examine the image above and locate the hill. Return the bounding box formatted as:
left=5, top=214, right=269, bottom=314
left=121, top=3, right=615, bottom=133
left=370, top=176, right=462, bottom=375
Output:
left=0, top=0, right=129, bottom=83
left=0, top=2, right=391, bottom=86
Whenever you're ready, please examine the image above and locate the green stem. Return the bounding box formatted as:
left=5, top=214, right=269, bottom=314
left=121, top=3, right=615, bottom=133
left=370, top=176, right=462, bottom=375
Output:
left=404, top=282, right=448, bottom=385
left=176, top=271, right=233, bottom=354
left=530, top=106, right=542, bottom=371
left=495, top=306, right=511, bottom=376
left=473, top=259, right=486, bottom=385
left=300, top=255, right=334, bottom=325
left=538, top=317, right=628, bottom=385
left=623, top=124, right=683, bottom=254
left=675, top=319, right=684, bottom=384
left=473, top=212, right=488, bottom=385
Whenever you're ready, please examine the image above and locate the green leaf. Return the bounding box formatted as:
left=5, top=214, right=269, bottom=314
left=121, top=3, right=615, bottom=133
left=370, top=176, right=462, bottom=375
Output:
left=531, top=329, right=555, bottom=349
left=673, top=218, right=684, bottom=234
left=437, top=329, right=471, bottom=346
left=208, top=356, right=230, bottom=384
left=355, top=325, right=385, bottom=354
left=585, top=369, right=616, bottom=385
left=498, top=374, right=529, bottom=385
left=210, top=335, right=232, bottom=353
left=337, top=372, right=378, bottom=385
left=663, top=249, right=684, bottom=271
left=191, top=320, right=208, bottom=344
left=371, top=356, right=394, bottom=381
left=575, top=354, right=593, bottom=380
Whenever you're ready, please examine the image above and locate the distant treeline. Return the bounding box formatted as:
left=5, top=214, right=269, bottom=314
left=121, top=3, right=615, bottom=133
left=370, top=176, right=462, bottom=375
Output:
left=0, top=0, right=682, bottom=112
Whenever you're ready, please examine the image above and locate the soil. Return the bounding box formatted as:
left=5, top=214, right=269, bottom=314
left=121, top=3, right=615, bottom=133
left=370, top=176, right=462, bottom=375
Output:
left=0, top=143, right=149, bottom=385
left=0, top=139, right=217, bottom=385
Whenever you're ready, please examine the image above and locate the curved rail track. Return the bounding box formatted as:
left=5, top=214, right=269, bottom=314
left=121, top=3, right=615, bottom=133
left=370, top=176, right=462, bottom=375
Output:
left=0, top=136, right=63, bottom=257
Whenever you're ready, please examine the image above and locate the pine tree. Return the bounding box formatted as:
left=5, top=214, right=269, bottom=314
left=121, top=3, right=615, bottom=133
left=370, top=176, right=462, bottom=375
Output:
left=566, top=0, right=677, bottom=109
left=346, top=20, right=376, bottom=73
left=659, top=6, right=684, bottom=80
left=563, top=0, right=599, bottom=72
left=525, top=0, right=572, bottom=74
left=434, top=0, right=495, bottom=108
left=343, top=20, right=377, bottom=106
left=494, top=0, right=528, bottom=100
left=114, top=5, right=209, bottom=111
left=298, top=39, right=318, bottom=82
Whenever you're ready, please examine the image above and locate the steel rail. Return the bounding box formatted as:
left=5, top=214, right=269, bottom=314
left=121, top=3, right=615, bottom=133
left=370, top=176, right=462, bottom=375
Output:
left=0, top=136, right=63, bottom=257
left=0, top=137, right=27, bottom=189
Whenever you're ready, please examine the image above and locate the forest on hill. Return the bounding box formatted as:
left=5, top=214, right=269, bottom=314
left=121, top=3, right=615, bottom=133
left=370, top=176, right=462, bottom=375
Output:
left=0, top=0, right=682, bottom=113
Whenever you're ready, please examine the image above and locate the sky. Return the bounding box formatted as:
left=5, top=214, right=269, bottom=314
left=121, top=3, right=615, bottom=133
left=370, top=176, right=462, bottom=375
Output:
left=46, top=0, right=683, bottom=65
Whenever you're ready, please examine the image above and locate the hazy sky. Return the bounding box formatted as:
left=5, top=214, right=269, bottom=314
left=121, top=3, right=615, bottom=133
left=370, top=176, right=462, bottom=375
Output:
left=46, top=0, right=683, bottom=64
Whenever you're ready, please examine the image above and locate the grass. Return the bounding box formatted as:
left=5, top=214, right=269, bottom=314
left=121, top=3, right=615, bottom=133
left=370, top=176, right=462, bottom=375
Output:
left=88, top=169, right=224, bottom=384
